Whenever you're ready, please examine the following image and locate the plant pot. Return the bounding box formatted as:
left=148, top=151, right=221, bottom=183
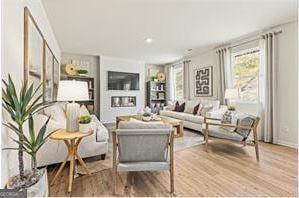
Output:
left=7, top=168, right=48, bottom=197
left=79, top=122, right=94, bottom=133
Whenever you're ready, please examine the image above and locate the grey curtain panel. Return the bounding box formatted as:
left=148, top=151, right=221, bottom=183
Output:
left=165, top=64, right=174, bottom=103
left=259, top=32, right=278, bottom=143
left=216, top=48, right=230, bottom=104
left=183, top=60, right=191, bottom=100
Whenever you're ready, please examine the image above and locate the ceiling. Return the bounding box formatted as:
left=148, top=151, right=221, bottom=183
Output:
left=42, top=0, right=297, bottom=64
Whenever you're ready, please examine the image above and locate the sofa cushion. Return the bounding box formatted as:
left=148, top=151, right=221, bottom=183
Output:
left=44, top=104, right=66, bottom=123
left=179, top=112, right=204, bottom=124
left=184, top=100, right=199, bottom=114
left=200, top=99, right=220, bottom=110
left=160, top=110, right=186, bottom=120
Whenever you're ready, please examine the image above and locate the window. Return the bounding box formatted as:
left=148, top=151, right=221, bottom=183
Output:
left=173, top=65, right=184, bottom=100
left=231, top=48, right=260, bottom=102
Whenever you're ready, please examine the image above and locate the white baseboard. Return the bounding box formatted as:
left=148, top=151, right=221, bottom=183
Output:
left=277, top=140, right=298, bottom=149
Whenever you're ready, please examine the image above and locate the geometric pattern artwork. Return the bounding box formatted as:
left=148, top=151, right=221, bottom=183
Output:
left=194, top=66, right=213, bottom=97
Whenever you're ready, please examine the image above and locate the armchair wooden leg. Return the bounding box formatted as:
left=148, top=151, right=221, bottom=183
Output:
left=253, top=128, right=259, bottom=160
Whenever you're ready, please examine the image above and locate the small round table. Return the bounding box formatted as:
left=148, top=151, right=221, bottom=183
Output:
left=50, top=129, right=93, bottom=193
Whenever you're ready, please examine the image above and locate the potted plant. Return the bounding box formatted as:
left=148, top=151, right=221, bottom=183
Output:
left=76, top=69, right=88, bottom=76
left=78, top=115, right=93, bottom=133
left=142, top=112, right=152, bottom=121
left=2, top=75, right=53, bottom=196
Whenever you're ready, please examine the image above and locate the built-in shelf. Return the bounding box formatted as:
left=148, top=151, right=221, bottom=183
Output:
left=146, top=81, right=166, bottom=114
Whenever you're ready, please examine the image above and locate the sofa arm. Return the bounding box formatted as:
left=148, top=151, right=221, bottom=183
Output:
left=207, top=105, right=227, bottom=119
left=164, top=105, right=174, bottom=111
left=91, top=115, right=109, bottom=142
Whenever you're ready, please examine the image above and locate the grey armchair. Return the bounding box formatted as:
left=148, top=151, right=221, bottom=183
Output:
left=112, top=121, right=174, bottom=194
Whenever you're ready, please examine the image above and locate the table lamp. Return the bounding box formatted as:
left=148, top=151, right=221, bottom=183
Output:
left=224, top=88, right=239, bottom=110
left=57, top=80, right=89, bottom=132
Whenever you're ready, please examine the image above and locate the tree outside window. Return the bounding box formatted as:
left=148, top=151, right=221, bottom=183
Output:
left=231, top=48, right=260, bottom=102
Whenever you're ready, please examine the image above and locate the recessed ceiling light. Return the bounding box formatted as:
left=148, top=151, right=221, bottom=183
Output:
left=145, top=38, right=153, bottom=43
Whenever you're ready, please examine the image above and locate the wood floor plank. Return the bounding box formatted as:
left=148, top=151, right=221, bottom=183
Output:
left=48, top=137, right=298, bottom=197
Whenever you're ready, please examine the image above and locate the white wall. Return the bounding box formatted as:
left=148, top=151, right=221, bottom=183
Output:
left=1, top=0, right=61, bottom=186
left=100, top=56, right=145, bottom=123
left=275, top=22, right=298, bottom=148
left=188, top=50, right=219, bottom=100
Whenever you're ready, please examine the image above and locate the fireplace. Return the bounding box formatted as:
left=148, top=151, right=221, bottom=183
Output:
left=111, top=96, right=136, bottom=107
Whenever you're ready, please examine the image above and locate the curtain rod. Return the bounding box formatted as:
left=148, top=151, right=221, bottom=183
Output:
left=227, top=30, right=282, bottom=49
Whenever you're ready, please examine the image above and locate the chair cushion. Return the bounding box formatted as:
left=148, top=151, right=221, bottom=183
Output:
left=118, top=121, right=172, bottom=130
left=179, top=113, right=204, bottom=124
left=118, top=162, right=169, bottom=172
left=160, top=110, right=186, bottom=120
left=234, top=117, right=255, bottom=140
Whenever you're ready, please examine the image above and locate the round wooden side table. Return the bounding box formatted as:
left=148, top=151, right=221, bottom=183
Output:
left=50, top=129, right=93, bottom=193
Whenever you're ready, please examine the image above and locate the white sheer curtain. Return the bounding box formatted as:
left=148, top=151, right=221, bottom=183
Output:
left=216, top=47, right=232, bottom=104
left=165, top=64, right=174, bottom=103
left=183, top=60, right=191, bottom=100
left=258, top=32, right=278, bottom=143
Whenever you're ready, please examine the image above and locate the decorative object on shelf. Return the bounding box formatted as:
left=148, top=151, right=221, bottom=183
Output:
left=78, top=115, right=93, bottom=133
left=2, top=74, right=53, bottom=196
left=65, top=64, right=77, bottom=76
left=77, top=69, right=89, bottom=76
left=24, top=7, right=59, bottom=103
left=224, top=88, right=239, bottom=109
left=194, top=66, right=213, bottom=97
left=57, top=80, right=89, bottom=132
left=157, top=72, right=166, bottom=82
left=144, top=106, right=152, bottom=114
left=71, top=59, right=91, bottom=73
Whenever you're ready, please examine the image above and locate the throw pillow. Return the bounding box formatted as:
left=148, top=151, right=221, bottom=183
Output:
left=174, top=101, right=185, bottom=112
left=199, top=105, right=213, bottom=116
left=193, top=104, right=200, bottom=115
left=44, top=104, right=66, bottom=122
left=79, top=105, right=91, bottom=116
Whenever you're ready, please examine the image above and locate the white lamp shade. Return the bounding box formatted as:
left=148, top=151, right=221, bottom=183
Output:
left=224, top=89, right=239, bottom=100
left=57, top=80, right=89, bottom=101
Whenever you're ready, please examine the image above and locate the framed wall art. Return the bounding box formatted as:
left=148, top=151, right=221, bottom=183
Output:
left=194, top=66, right=213, bottom=97
left=24, top=7, right=44, bottom=95
left=24, top=7, right=60, bottom=102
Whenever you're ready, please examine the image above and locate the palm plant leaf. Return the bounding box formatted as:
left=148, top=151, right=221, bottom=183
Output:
left=28, top=116, right=35, bottom=145
left=2, top=122, right=30, bottom=143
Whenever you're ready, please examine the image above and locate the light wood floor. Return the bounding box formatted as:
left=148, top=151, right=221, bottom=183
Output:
left=48, top=137, right=298, bottom=197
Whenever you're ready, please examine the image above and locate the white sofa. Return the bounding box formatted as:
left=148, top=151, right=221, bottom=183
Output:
left=34, top=104, right=109, bottom=167
left=160, top=99, right=227, bottom=132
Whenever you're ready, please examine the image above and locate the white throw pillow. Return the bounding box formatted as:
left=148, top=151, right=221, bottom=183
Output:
left=44, top=104, right=66, bottom=123
left=79, top=105, right=91, bottom=116
left=184, top=100, right=200, bottom=114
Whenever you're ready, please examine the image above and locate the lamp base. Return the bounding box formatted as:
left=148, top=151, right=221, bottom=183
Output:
left=66, top=102, right=80, bottom=132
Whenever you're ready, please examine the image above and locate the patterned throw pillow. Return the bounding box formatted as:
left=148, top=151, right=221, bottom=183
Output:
left=193, top=104, right=200, bottom=115
left=234, top=117, right=256, bottom=141
left=174, top=101, right=185, bottom=112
